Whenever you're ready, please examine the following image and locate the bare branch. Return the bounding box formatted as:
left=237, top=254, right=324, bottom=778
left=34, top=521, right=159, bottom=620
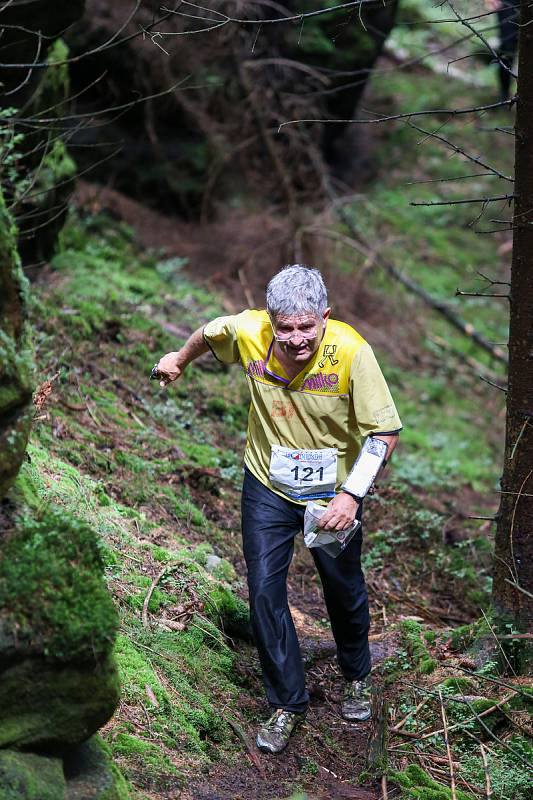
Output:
left=476, top=271, right=510, bottom=287
left=278, top=97, right=514, bottom=133
left=408, top=122, right=514, bottom=182
left=406, top=173, right=497, bottom=186
left=0, top=4, right=175, bottom=69
left=446, top=0, right=517, bottom=80
left=455, top=290, right=509, bottom=298
left=479, top=375, right=507, bottom=392
left=162, top=0, right=395, bottom=28
left=3, top=30, right=42, bottom=97
left=411, top=195, right=514, bottom=207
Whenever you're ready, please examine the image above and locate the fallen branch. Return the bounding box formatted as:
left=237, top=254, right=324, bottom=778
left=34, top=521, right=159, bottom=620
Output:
left=418, top=692, right=515, bottom=741
left=227, top=718, right=265, bottom=775
left=368, top=247, right=508, bottom=364
left=142, top=566, right=169, bottom=628
left=391, top=697, right=430, bottom=734
left=460, top=696, right=533, bottom=771
left=480, top=743, right=492, bottom=800
left=442, top=664, right=532, bottom=700
left=438, top=689, right=457, bottom=800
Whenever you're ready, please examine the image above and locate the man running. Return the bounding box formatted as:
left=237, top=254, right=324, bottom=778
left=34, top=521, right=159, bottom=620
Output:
left=154, top=265, right=402, bottom=754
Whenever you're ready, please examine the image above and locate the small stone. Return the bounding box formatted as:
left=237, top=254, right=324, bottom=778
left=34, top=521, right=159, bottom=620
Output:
left=205, top=554, right=223, bottom=573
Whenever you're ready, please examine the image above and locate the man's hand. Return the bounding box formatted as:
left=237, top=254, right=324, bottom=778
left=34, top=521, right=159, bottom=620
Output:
left=318, top=492, right=358, bottom=531
left=153, top=351, right=184, bottom=387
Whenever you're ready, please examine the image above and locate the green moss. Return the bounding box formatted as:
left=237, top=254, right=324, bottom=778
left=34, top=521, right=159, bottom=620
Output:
left=437, top=677, right=474, bottom=694
left=111, top=733, right=183, bottom=785
left=509, top=687, right=533, bottom=713
left=447, top=617, right=492, bottom=653
left=0, top=506, right=118, bottom=662
left=64, top=736, right=130, bottom=800
left=0, top=653, right=120, bottom=750
left=459, top=735, right=533, bottom=800
left=115, top=634, right=170, bottom=709
left=0, top=186, right=34, bottom=499
left=46, top=39, right=70, bottom=100
left=43, top=139, right=76, bottom=183
left=400, top=620, right=437, bottom=675
left=92, top=737, right=131, bottom=800
left=392, top=764, right=473, bottom=800
left=0, top=750, right=66, bottom=800
left=423, top=631, right=437, bottom=645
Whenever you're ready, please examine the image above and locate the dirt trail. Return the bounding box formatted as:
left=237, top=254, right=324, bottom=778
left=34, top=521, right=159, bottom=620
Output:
left=183, top=541, right=398, bottom=800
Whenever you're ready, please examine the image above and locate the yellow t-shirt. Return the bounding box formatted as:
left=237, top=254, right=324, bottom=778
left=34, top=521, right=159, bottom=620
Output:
left=203, top=310, right=402, bottom=503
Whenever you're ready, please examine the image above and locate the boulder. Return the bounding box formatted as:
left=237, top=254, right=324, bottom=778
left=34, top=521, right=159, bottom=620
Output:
left=64, top=736, right=130, bottom=800
left=0, top=188, right=34, bottom=500
left=0, top=654, right=120, bottom=751
left=0, top=750, right=66, bottom=800
left=0, top=0, right=85, bottom=267
left=0, top=508, right=120, bottom=750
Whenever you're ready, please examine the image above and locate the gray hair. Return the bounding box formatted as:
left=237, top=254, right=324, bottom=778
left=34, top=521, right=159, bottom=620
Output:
left=266, top=265, right=328, bottom=318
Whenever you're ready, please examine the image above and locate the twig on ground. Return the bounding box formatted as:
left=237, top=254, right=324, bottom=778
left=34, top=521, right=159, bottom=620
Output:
left=443, top=664, right=531, bottom=698
left=391, top=697, right=430, bottom=733
left=418, top=692, right=516, bottom=741
left=227, top=718, right=265, bottom=775
left=144, top=684, right=159, bottom=708
left=142, top=566, right=168, bottom=628
left=438, top=688, right=457, bottom=800
left=460, top=696, right=533, bottom=771
left=480, top=743, right=492, bottom=800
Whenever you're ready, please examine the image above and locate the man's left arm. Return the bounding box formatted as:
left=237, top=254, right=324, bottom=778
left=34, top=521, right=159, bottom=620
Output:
left=319, top=433, right=399, bottom=532
left=320, top=343, right=402, bottom=532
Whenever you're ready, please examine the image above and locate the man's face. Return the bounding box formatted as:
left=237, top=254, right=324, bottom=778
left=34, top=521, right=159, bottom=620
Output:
left=271, top=309, right=330, bottom=364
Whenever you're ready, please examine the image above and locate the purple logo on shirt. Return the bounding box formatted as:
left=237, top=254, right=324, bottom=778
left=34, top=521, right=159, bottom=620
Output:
left=247, top=359, right=266, bottom=377
left=302, top=373, right=339, bottom=392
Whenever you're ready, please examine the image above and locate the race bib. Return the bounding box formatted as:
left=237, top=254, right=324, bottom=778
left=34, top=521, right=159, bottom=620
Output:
left=269, top=445, right=338, bottom=500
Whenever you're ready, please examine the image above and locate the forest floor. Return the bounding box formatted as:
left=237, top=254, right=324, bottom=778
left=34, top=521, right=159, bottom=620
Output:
left=24, top=40, right=533, bottom=800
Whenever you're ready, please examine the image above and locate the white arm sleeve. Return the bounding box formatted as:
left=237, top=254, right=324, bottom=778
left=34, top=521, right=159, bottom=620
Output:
left=341, top=437, right=388, bottom=499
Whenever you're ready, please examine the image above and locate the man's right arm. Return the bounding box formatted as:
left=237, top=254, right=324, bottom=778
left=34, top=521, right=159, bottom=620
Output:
left=155, top=326, right=209, bottom=387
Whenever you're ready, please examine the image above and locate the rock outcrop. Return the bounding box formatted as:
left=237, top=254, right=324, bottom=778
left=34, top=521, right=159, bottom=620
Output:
left=0, top=1, right=85, bottom=267
left=0, top=188, right=34, bottom=497
left=0, top=508, right=120, bottom=751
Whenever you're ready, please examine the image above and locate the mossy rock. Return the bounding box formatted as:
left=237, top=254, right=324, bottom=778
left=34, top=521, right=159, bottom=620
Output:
left=0, top=507, right=118, bottom=662
left=392, top=764, right=472, bottom=800
left=0, top=653, right=120, bottom=750
left=0, top=187, right=34, bottom=500
left=64, top=735, right=130, bottom=800
left=0, top=750, right=66, bottom=800
left=0, top=506, right=120, bottom=749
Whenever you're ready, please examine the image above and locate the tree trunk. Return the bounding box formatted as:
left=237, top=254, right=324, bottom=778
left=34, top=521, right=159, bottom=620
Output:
left=492, top=0, right=533, bottom=669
